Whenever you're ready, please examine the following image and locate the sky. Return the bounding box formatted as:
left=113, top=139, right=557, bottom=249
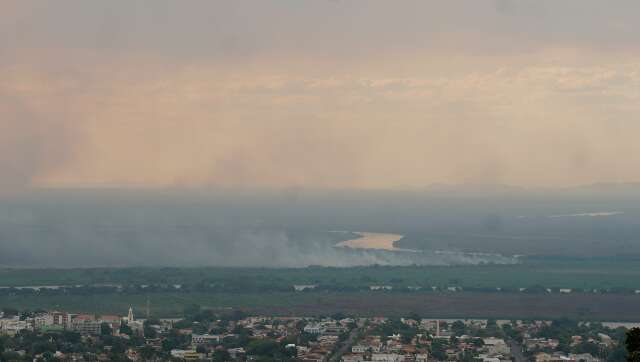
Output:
left=2, top=0, right=640, bottom=192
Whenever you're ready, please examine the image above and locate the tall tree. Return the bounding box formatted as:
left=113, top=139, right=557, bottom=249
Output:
left=626, top=328, right=640, bottom=362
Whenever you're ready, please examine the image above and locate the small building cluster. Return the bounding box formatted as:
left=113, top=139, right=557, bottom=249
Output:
left=0, top=308, right=634, bottom=361
left=0, top=307, right=143, bottom=336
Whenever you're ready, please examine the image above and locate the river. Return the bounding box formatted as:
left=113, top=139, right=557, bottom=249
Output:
left=335, top=232, right=411, bottom=251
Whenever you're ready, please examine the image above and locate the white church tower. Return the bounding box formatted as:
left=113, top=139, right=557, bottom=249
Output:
left=127, top=306, right=134, bottom=324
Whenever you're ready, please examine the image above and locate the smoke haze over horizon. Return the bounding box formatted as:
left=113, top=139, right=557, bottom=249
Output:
left=1, top=1, right=640, bottom=193
left=1, top=189, right=639, bottom=268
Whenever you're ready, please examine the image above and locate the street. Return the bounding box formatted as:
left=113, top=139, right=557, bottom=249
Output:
left=508, top=339, right=526, bottom=362
left=329, top=327, right=361, bottom=362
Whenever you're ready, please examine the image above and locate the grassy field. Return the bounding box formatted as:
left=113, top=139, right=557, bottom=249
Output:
left=1, top=291, right=640, bottom=321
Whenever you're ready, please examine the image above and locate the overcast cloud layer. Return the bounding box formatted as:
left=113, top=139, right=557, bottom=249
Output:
left=2, top=0, right=640, bottom=191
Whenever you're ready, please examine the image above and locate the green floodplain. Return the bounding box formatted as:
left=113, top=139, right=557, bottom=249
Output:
left=2, top=258, right=640, bottom=320
left=2, top=257, right=640, bottom=290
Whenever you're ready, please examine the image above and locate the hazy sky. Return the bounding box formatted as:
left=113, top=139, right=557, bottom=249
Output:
left=2, top=0, right=640, bottom=191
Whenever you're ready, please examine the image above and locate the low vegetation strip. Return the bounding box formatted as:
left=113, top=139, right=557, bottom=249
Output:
left=2, top=258, right=640, bottom=291
left=1, top=292, right=640, bottom=321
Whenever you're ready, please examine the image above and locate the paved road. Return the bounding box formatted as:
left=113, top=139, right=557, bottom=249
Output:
left=329, top=327, right=360, bottom=362
left=508, top=339, right=526, bottom=362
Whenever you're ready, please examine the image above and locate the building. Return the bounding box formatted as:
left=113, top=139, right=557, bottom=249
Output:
left=342, top=354, right=365, bottom=362
left=191, top=334, right=223, bottom=345
left=300, top=354, right=325, bottom=362
left=324, top=324, right=347, bottom=336
left=71, top=315, right=101, bottom=335
left=50, top=311, right=70, bottom=329
left=170, top=349, right=204, bottom=361
left=127, top=307, right=134, bottom=324
left=352, top=345, right=368, bottom=353
left=228, top=348, right=246, bottom=359
left=371, top=353, right=403, bottom=362
left=125, top=307, right=144, bottom=334
left=33, top=314, right=53, bottom=330
left=293, top=284, right=318, bottom=291
left=304, top=323, right=326, bottom=335
left=0, top=317, right=31, bottom=336
left=99, top=315, right=121, bottom=335
left=369, top=285, right=393, bottom=291
left=525, top=338, right=560, bottom=350
left=482, top=358, right=502, bottom=362
left=534, top=352, right=593, bottom=362
left=483, top=338, right=511, bottom=356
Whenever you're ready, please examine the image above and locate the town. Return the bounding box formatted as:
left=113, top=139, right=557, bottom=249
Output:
left=0, top=306, right=636, bottom=362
